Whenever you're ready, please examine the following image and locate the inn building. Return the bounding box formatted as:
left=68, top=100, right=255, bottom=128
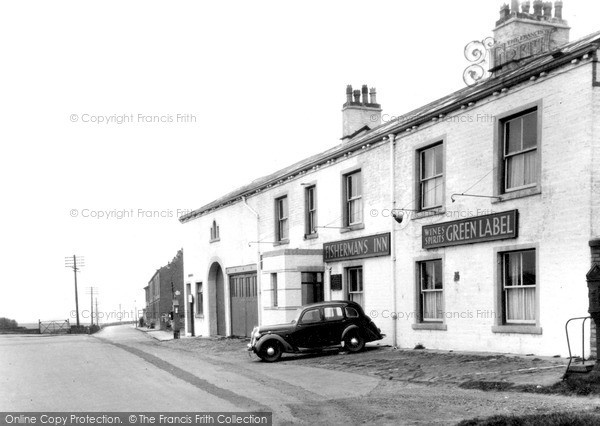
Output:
left=180, top=1, right=600, bottom=357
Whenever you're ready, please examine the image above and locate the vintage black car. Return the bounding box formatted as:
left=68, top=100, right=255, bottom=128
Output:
left=247, top=300, right=384, bottom=362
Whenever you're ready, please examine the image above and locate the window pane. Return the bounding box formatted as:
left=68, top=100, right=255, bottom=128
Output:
left=421, top=149, right=434, bottom=179
left=522, top=112, right=537, bottom=150
left=345, top=307, right=359, bottom=318
left=504, top=252, right=521, bottom=287
left=324, top=307, right=343, bottom=321
left=349, top=199, right=362, bottom=224
left=506, top=287, right=535, bottom=322
left=348, top=268, right=363, bottom=293
left=434, top=145, right=443, bottom=175
left=422, top=179, right=435, bottom=208
left=523, top=150, right=537, bottom=186
left=522, top=251, right=536, bottom=286
left=300, top=309, right=321, bottom=324
left=282, top=197, right=288, bottom=217
left=355, top=172, right=362, bottom=197
left=434, top=260, right=443, bottom=290
left=505, top=117, right=522, bottom=154
left=506, top=154, right=524, bottom=189
left=423, top=291, right=443, bottom=320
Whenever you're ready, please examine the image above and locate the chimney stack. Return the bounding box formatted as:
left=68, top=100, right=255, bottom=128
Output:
left=342, top=84, right=382, bottom=142
left=500, top=4, right=510, bottom=20
left=493, top=0, right=570, bottom=74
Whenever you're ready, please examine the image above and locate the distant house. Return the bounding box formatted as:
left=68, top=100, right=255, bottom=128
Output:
left=144, top=249, right=184, bottom=330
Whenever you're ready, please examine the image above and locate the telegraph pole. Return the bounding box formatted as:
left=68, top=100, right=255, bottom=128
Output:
left=85, top=287, right=98, bottom=326
left=95, top=298, right=99, bottom=326
left=65, top=255, right=84, bottom=327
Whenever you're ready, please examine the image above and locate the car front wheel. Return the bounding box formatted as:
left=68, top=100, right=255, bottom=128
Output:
left=258, top=340, right=282, bottom=362
left=344, top=331, right=365, bottom=353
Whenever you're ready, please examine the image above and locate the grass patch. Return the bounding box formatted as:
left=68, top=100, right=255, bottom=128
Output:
left=460, top=374, right=600, bottom=396
left=457, top=411, right=600, bottom=426
left=459, top=381, right=513, bottom=392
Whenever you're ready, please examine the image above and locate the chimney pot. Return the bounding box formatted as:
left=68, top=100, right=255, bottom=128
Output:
left=500, top=4, right=510, bottom=19
left=353, top=90, right=361, bottom=103
left=511, top=0, right=519, bottom=14
left=361, top=85, right=368, bottom=105
left=554, top=0, right=563, bottom=19
left=533, top=0, right=543, bottom=16
left=346, top=85, right=353, bottom=103
left=522, top=1, right=531, bottom=13
left=369, top=87, right=377, bottom=105
left=543, top=1, right=552, bottom=18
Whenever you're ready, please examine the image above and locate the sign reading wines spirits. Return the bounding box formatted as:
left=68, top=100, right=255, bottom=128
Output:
left=323, top=232, right=391, bottom=262
left=422, top=210, right=518, bottom=249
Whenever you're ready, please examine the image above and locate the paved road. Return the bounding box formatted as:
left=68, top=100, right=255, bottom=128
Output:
left=2, top=325, right=600, bottom=425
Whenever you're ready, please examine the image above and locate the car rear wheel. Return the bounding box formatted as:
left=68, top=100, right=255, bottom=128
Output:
left=258, top=340, right=282, bottom=362
left=344, top=331, right=365, bottom=353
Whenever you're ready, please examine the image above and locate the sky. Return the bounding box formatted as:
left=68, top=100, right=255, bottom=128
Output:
left=1, top=0, right=599, bottom=325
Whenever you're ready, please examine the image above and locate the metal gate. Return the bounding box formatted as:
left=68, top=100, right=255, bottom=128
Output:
left=39, top=319, right=70, bottom=334
left=229, top=273, right=258, bottom=337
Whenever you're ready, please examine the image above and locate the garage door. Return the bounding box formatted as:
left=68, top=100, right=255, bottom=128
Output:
left=229, top=273, right=258, bottom=337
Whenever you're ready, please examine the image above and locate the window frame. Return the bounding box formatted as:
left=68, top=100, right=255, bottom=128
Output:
left=418, top=259, right=444, bottom=323
left=274, top=195, right=289, bottom=243
left=346, top=266, right=364, bottom=307
left=502, top=110, right=538, bottom=193
left=501, top=249, right=536, bottom=325
left=343, top=169, right=363, bottom=228
left=418, top=142, right=445, bottom=211
left=300, top=271, right=324, bottom=305
left=210, top=220, right=220, bottom=242
left=492, top=243, right=542, bottom=334
left=493, top=101, right=543, bottom=202
left=305, top=184, right=318, bottom=237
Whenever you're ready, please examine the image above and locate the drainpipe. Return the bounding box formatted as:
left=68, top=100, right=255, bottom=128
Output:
left=242, top=196, right=262, bottom=326
left=388, top=133, right=398, bottom=348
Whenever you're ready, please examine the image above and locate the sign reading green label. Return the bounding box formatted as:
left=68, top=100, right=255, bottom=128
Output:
left=422, top=210, right=518, bottom=249
left=324, top=232, right=391, bottom=262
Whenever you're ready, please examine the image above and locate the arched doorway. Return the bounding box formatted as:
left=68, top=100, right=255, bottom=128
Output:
left=208, top=262, right=226, bottom=336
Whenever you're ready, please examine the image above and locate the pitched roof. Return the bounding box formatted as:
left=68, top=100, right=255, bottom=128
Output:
left=180, top=30, right=600, bottom=223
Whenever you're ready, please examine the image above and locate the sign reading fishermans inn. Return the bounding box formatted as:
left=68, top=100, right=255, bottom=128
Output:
left=422, top=210, right=518, bottom=249
left=324, top=233, right=391, bottom=262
